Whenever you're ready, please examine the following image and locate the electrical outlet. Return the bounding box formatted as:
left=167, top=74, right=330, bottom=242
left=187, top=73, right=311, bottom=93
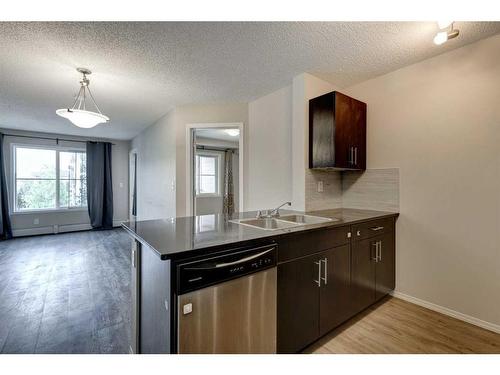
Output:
left=33, top=218, right=39, bottom=225
left=317, top=181, right=324, bottom=193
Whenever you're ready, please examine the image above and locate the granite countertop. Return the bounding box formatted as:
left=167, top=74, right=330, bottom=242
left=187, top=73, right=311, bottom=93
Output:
left=121, top=208, right=399, bottom=260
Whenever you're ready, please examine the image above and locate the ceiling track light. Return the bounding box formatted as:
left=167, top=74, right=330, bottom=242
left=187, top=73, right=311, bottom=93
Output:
left=433, top=22, right=460, bottom=45
left=56, top=68, right=110, bottom=128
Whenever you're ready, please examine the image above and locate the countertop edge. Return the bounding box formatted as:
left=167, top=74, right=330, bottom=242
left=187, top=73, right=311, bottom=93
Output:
left=122, top=210, right=399, bottom=261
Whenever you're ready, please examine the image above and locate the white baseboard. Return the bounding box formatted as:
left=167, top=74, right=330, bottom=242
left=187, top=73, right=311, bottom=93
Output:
left=13, top=220, right=125, bottom=237
left=13, top=226, right=54, bottom=237
left=58, top=223, right=92, bottom=233
left=391, top=290, right=500, bottom=334
left=113, top=219, right=126, bottom=227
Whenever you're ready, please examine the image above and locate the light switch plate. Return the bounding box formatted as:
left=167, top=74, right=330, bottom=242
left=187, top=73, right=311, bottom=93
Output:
left=317, top=181, right=324, bottom=193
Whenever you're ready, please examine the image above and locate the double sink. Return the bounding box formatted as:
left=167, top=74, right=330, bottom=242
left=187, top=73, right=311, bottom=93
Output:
left=231, top=214, right=336, bottom=231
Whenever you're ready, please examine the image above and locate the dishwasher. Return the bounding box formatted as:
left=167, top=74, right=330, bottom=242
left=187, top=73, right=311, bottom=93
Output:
left=176, top=243, right=277, bottom=354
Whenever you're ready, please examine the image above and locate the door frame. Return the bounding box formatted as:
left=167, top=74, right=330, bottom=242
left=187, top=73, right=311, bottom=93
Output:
left=129, top=148, right=138, bottom=220
left=185, top=122, right=244, bottom=217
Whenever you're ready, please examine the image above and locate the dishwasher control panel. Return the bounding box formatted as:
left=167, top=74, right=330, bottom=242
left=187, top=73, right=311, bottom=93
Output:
left=177, top=244, right=277, bottom=294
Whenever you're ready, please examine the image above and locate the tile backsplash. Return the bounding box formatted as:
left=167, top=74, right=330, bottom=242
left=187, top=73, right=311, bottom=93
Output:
left=342, top=168, right=399, bottom=212
left=305, top=169, right=342, bottom=211
left=305, top=168, right=399, bottom=212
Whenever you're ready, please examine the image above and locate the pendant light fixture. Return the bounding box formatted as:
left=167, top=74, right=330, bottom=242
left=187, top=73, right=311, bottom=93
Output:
left=433, top=21, right=460, bottom=45
left=56, top=68, right=109, bottom=128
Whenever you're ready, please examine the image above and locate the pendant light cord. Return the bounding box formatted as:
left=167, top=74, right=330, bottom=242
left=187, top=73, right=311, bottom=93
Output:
left=67, top=72, right=104, bottom=115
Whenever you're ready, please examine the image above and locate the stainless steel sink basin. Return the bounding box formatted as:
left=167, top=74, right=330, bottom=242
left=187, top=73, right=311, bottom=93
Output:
left=231, top=218, right=301, bottom=231
left=278, top=214, right=336, bottom=225
left=230, top=214, right=336, bottom=231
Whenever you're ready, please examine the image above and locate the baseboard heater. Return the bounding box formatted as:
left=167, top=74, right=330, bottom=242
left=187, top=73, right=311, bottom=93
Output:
left=12, top=221, right=124, bottom=237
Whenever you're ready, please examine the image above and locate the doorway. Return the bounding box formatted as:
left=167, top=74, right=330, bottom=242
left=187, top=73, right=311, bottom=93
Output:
left=186, top=123, right=244, bottom=217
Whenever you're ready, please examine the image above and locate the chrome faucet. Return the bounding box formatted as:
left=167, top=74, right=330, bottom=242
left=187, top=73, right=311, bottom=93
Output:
left=257, top=202, right=291, bottom=218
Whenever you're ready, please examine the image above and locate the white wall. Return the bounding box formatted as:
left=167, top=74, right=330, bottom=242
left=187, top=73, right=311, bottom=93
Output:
left=247, top=85, right=293, bottom=210
left=1, top=129, right=130, bottom=236
left=131, top=111, right=177, bottom=220
left=131, top=103, right=247, bottom=219
left=343, top=34, right=500, bottom=327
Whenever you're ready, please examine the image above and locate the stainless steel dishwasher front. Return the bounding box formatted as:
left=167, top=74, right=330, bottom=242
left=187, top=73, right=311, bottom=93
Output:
left=177, top=245, right=277, bottom=354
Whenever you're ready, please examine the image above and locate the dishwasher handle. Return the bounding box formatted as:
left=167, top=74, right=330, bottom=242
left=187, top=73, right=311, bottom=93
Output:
left=178, top=244, right=277, bottom=294
left=182, top=244, right=277, bottom=271
left=215, top=248, right=275, bottom=268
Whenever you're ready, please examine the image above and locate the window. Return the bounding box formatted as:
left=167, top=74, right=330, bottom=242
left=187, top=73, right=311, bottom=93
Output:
left=195, top=153, right=220, bottom=196
left=14, top=146, right=87, bottom=212
left=59, top=151, right=87, bottom=208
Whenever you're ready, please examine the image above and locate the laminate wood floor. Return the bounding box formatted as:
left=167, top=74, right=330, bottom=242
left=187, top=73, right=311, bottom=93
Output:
left=0, top=229, right=131, bottom=354
left=304, top=296, right=500, bottom=354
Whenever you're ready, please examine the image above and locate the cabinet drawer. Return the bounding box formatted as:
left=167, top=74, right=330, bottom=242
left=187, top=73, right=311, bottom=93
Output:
left=352, top=217, right=394, bottom=241
left=278, top=226, right=350, bottom=263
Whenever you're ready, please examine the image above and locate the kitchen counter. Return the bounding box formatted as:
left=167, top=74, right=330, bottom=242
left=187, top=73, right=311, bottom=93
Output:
left=122, top=208, right=399, bottom=260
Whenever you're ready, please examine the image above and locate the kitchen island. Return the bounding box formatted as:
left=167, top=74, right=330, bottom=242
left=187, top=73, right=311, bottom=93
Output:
left=122, top=208, right=399, bottom=354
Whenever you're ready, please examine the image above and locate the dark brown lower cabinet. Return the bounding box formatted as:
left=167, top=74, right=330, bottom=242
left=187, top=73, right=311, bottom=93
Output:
left=277, top=252, right=320, bottom=354
left=351, top=231, right=395, bottom=314
left=277, top=245, right=352, bottom=353
left=375, top=232, right=395, bottom=300
left=351, top=237, right=377, bottom=314
left=319, top=245, right=352, bottom=336
left=277, top=218, right=396, bottom=353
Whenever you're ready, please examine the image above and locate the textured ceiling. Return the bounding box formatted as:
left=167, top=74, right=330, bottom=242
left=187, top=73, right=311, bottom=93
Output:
left=1, top=22, right=499, bottom=140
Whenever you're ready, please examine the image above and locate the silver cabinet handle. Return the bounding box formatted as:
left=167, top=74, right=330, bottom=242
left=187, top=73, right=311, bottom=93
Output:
left=356, top=230, right=361, bottom=236
left=370, top=226, right=384, bottom=231
left=371, top=242, right=378, bottom=262
left=378, top=241, right=382, bottom=262
left=321, top=258, right=328, bottom=285
left=314, top=261, right=321, bottom=287
left=131, top=248, right=136, bottom=268
left=354, top=147, right=357, bottom=165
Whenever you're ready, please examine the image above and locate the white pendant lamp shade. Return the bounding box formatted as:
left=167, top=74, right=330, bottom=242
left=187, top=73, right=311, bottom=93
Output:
left=56, top=108, right=109, bottom=128
left=57, top=68, right=109, bottom=128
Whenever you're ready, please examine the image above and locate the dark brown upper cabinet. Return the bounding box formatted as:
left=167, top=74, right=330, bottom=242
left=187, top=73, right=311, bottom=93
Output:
left=309, top=91, right=366, bottom=170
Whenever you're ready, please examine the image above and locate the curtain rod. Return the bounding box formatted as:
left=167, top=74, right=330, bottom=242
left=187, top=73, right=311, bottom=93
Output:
left=196, top=145, right=238, bottom=152
left=2, top=133, right=116, bottom=145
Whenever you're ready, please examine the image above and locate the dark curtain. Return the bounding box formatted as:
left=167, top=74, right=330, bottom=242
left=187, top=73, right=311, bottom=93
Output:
left=86, top=141, right=114, bottom=229
left=0, top=133, right=12, bottom=240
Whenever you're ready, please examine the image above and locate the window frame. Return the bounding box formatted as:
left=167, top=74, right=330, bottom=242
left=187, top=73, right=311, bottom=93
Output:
left=195, top=151, right=222, bottom=198
left=11, top=143, right=88, bottom=214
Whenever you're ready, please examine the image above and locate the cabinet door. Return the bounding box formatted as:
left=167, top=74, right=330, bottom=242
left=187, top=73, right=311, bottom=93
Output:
left=351, top=237, right=377, bottom=314
left=375, top=231, right=395, bottom=300
left=319, top=245, right=353, bottom=335
left=334, top=93, right=367, bottom=170
left=350, top=97, right=366, bottom=170
left=277, top=254, right=321, bottom=353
